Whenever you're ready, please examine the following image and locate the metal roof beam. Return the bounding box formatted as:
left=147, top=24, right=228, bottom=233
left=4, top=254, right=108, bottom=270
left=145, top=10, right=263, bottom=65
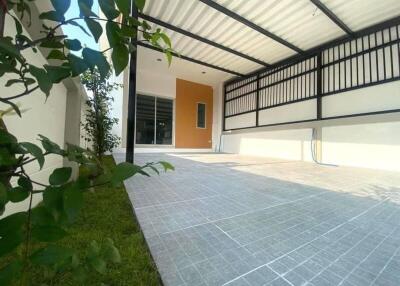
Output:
left=310, top=0, right=354, bottom=36
left=138, top=42, right=245, bottom=77
left=139, top=13, right=271, bottom=68
left=198, top=0, right=304, bottom=54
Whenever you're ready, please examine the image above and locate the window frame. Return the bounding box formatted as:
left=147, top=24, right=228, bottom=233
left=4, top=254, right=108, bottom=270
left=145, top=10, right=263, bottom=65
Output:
left=196, top=102, right=206, bottom=129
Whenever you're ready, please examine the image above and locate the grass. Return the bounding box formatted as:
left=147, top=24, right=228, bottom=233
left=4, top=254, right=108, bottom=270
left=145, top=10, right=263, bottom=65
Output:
left=2, top=155, right=161, bottom=286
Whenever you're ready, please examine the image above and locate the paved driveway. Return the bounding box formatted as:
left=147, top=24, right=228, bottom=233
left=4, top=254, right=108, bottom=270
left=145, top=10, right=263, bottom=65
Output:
left=114, top=153, right=400, bottom=286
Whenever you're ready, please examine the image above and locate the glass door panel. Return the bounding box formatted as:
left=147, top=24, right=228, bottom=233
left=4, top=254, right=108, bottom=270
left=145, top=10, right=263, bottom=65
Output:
left=136, top=95, right=155, bottom=144
left=156, top=98, right=173, bottom=145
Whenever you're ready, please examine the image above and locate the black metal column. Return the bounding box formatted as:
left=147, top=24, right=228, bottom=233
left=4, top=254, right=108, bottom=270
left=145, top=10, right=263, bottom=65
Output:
left=316, top=53, right=322, bottom=120
left=222, top=83, right=227, bottom=131
left=125, top=3, right=138, bottom=163
left=255, top=74, right=260, bottom=126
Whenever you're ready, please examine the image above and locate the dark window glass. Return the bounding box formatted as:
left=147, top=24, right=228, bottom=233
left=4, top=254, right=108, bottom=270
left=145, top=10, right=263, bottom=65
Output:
left=136, top=95, right=155, bottom=144
left=156, top=98, right=173, bottom=145
left=197, top=103, right=206, bottom=128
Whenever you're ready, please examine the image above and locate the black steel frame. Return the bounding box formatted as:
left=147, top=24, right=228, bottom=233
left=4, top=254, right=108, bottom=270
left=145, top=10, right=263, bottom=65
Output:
left=198, top=0, right=304, bottom=54
left=310, top=0, right=354, bottom=36
left=139, top=13, right=271, bottom=68
left=138, top=42, right=244, bottom=77
left=223, top=22, right=400, bottom=131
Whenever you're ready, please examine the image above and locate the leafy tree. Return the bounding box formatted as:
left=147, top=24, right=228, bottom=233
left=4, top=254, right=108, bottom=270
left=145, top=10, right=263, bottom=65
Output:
left=0, top=0, right=174, bottom=284
left=81, top=68, right=121, bottom=158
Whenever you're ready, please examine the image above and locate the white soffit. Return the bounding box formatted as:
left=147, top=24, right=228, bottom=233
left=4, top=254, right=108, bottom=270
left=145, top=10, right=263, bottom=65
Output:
left=320, top=0, right=400, bottom=31
left=140, top=0, right=400, bottom=79
left=137, top=47, right=232, bottom=87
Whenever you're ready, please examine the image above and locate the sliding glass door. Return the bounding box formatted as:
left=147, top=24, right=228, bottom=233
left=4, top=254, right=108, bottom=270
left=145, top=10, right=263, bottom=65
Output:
left=136, top=94, right=173, bottom=145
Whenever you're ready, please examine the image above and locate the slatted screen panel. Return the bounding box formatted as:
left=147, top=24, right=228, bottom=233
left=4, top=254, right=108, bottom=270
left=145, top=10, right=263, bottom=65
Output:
left=224, top=24, right=400, bottom=130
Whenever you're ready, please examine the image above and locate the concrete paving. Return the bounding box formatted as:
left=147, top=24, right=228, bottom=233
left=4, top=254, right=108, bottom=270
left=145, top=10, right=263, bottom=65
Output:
left=114, top=153, right=400, bottom=286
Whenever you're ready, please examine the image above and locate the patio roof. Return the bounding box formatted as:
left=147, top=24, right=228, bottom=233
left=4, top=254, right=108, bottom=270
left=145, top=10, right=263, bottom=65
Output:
left=138, top=0, right=400, bottom=78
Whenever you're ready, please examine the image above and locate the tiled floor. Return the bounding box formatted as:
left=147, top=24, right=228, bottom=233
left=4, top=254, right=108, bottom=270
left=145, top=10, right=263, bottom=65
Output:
left=114, top=153, right=400, bottom=286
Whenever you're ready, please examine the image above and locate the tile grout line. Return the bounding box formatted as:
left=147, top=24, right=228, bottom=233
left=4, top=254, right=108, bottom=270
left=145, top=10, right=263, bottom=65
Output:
left=221, top=198, right=388, bottom=285
left=368, top=242, right=400, bottom=285
left=161, top=191, right=330, bottom=236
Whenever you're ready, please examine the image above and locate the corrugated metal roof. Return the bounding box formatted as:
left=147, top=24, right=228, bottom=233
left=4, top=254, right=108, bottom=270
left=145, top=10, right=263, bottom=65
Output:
left=140, top=0, right=400, bottom=78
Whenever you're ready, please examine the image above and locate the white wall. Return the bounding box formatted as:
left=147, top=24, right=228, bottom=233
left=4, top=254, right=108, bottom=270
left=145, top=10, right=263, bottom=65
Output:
left=323, top=81, right=400, bottom=117
left=322, top=121, right=400, bottom=171
left=223, top=128, right=313, bottom=161
left=0, top=11, right=82, bottom=216
left=259, top=99, right=317, bottom=125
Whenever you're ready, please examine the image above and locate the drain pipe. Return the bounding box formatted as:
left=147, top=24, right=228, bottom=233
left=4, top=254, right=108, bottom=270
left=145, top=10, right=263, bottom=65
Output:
left=311, top=127, right=337, bottom=167
left=218, top=130, right=232, bottom=153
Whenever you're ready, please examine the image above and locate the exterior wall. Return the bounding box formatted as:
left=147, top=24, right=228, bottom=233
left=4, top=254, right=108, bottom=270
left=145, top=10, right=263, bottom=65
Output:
left=0, top=8, right=86, bottom=216
left=175, top=79, right=213, bottom=148
left=220, top=80, right=400, bottom=171
left=120, top=69, right=176, bottom=148
left=223, top=128, right=313, bottom=161
left=322, top=121, right=400, bottom=171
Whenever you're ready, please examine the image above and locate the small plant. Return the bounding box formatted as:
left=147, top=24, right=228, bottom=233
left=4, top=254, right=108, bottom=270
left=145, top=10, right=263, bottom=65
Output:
left=0, top=0, right=174, bottom=284
left=81, top=68, right=121, bottom=158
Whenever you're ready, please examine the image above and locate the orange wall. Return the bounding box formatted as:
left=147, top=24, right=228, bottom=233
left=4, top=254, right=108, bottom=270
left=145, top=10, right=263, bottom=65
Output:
left=175, top=79, right=213, bottom=148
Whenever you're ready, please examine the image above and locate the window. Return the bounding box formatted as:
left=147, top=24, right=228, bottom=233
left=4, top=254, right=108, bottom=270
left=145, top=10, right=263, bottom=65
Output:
left=197, top=103, right=206, bottom=128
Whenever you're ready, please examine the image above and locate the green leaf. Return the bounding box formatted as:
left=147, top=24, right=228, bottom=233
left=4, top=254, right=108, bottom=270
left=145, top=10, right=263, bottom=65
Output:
left=99, top=0, right=120, bottom=20
left=112, top=44, right=128, bottom=76
left=110, top=162, right=142, bottom=185
left=106, top=21, right=121, bottom=47
left=0, top=212, right=27, bottom=236
left=0, top=231, right=23, bottom=257
left=39, top=10, right=65, bottom=22
left=135, top=0, right=146, bottom=11
left=31, top=206, right=56, bottom=226
left=50, top=0, right=71, bottom=15
left=0, top=260, right=22, bottom=286
left=63, top=184, right=83, bottom=221
left=5, top=79, right=24, bottom=87
left=159, top=161, right=174, bottom=171
left=0, top=183, right=7, bottom=215
left=82, top=48, right=110, bottom=79
left=85, top=18, right=103, bottom=43
left=49, top=167, right=72, bottom=185
left=160, top=32, right=171, bottom=48
left=45, top=65, right=71, bottom=83
left=64, top=39, right=82, bottom=51
left=0, top=148, right=18, bottom=167
left=78, top=0, right=95, bottom=17
left=90, top=257, right=106, bottom=274
left=67, top=53, right=89, bottom=77
left=32, top=225, right=67, bottom=242
left=103, top=238, right=121, bottom=263
left=115, top=0, right=130, bottom=16
left=43, top=186, right=63, bottom=220
left=19, top=142, right=44, bottom=169
left=30, top=245, right=73, bottom=265
left=47, top=49, right=66, bottom=60
left=165, top=50, right=172, bottom=66
left=0, top=129, right=17, bottom=144
left=38, top=135, right=64, bottom=155
left=0, top=37, right=22, bottom=60
left=29, top=65, right=53, bottom=96
left=7, top=186, right=29, bottom=203
left=17, top=176, right=32, bottom=192
left=69, top=20, right=90, bottom=36
left=11, top=14, right=23, bottom=35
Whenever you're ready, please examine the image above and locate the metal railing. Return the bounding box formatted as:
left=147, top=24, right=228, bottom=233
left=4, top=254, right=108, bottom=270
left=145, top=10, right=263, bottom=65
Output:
left=223, top=24, right=400, bottom=130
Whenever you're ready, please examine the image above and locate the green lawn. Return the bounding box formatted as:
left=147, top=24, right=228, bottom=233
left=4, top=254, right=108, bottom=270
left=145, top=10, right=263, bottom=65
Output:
left=2, top=155, right=161, bottom=286
left=51, top=155, right=161, bottom=285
